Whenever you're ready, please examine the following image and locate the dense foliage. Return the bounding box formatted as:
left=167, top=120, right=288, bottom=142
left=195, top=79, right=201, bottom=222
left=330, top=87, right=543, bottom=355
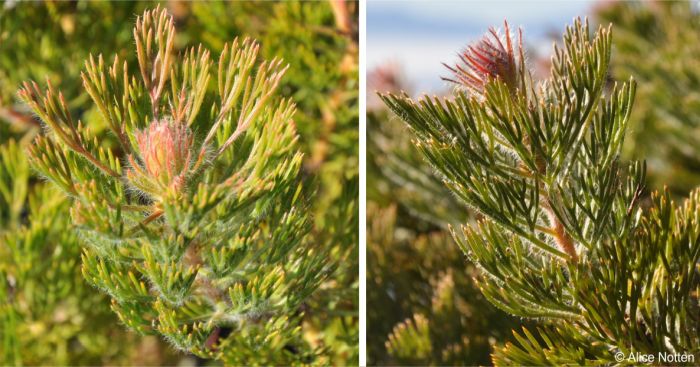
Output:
left=380, top=18, right=699, bottom=365
left=180, top=4, right=360, bottom=361
left=0, top=1, right=357, bottom=365
left=367, top=64, right=520, bottom=365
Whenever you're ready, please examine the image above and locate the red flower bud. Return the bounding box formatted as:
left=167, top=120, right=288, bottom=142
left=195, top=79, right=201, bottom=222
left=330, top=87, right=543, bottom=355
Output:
left=133, top=119, right=193, bottom=193
left=443, top=21, right=523, bottom=96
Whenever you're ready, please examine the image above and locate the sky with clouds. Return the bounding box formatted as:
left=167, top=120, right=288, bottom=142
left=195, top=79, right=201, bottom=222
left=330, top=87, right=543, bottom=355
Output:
left=368, top=1, right=597, bottom=94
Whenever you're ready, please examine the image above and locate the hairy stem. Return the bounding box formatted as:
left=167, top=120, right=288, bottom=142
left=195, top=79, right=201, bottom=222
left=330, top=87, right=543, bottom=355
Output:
left=544, top=207, right=578, bottom=262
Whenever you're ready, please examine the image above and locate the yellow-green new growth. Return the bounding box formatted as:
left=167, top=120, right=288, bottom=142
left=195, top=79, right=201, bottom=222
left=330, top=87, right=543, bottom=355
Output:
left=19, top=6, right=329, bottom=364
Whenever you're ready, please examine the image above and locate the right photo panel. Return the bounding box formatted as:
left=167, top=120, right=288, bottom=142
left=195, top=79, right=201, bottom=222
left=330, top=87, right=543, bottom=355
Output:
left=367, top=1, right=700, bottom=366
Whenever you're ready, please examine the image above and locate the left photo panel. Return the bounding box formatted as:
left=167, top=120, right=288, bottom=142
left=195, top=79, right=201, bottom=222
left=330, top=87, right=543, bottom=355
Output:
left=0, top=1, right=358, bottom=365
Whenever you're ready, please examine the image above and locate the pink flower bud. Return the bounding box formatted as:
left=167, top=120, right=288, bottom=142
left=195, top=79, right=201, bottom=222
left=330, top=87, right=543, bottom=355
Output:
left=443, top=21, right=523, bottom=96
left=134, top=119, right=193, bottom=191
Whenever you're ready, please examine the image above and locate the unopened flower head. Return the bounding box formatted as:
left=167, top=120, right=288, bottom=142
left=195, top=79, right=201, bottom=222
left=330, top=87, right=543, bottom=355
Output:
left=369, top=62, right=406, bottom=109
left=134, top=119, right=194, bottom=191
left=443, top=21, right=523, bottom=96
left=369, top=62, right=404, bottom=94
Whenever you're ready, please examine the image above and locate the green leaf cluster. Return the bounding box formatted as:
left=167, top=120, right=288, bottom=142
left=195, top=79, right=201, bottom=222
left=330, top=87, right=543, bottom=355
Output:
left=381, top=18, right=699, bottom=365
left=18, top=6, right=333, bottom=364
left=179, top=2, right=360, bottom=363
left=1, top=1, right=357, bottom=364
left=367, top=68, right=518, bottom=365
left=0, top=135, right=174, bottom=365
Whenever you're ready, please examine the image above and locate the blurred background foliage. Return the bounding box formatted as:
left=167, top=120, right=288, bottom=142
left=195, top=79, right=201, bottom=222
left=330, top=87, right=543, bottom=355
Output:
left=595, top=1, right=700, bottom=196
left=368, top=1, right=700, bottom=365
left=366, top=65, right=521, bottom=366
left=0, top=138, right=176, bottom=365
left=0, top=0, right=357, bottom=365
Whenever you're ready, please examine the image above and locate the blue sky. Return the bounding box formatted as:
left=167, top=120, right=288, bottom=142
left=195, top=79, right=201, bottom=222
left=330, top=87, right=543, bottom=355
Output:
left=368, top=0, right=597, bottom=93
